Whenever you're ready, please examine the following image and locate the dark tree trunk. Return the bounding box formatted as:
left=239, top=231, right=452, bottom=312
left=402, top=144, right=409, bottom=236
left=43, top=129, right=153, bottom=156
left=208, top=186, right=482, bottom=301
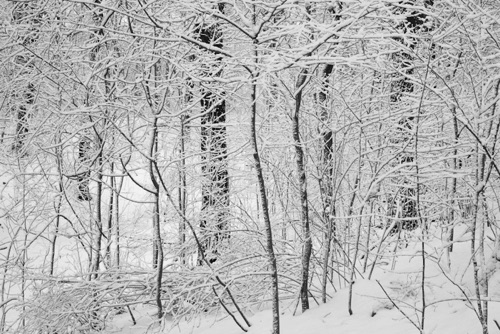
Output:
left=91, top=142, right=103, bottom=280
left=88, top=0, right=107, bottom=284
left=389, top=0, right=432, bottom=231
left=318, top=64, right=336, bottom=303
left=51, top=137, right=64, bottom=276
left=317, top=3, right=342, bottom=303
left=293, top=69, right=312, bottom=312
left=77, top=137, right=92, bottom=201
left=389, top=2, right=433, bottom=331
left=149, top=112, right=164, bottom=319
left=12, top=3, right=39, bottom=153
left=196, top=7, right=229, bottom=264
left=106, top=163, right=115, bottom=268
left=448, top=109, right=459, bottom=253
left=179, top=115, right=187, bottom=264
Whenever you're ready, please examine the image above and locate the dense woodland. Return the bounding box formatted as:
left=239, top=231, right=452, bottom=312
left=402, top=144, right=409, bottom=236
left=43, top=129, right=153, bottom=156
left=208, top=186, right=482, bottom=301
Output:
left=1, top=0, right=500, bottom=333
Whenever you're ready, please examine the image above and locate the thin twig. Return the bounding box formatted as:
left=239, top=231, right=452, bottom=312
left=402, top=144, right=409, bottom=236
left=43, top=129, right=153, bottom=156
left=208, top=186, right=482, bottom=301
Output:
left=494, top=319, right=500, bottom=331
left=436, top=261, right=480, bottom=320
left=376, top=280, right=420, bottom=331
left=126, top=305, right=136, bottom=325
left=292, top=295, right=300, bottom=316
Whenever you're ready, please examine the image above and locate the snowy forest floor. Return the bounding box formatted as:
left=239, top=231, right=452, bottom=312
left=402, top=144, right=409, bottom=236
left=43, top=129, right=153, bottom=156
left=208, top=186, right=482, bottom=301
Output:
left=107, top=226, right=498, bottom=334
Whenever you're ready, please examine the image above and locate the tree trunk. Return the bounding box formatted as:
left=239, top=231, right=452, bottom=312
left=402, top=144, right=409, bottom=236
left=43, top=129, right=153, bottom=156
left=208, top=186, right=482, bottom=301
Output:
left=179, top=115, right=187, bottom=264
left=51, top=137, right=64, bottom=276
left=251, top=67, right=280, bottom=334
left=318, top=64, right=335, bottom=304
left=389, top=0, right=433, bottom=231
left=196, top=7, right=229, bottom=264
left=115, top=159, right=128, bottom=270
left=293, top=68, right=312, bottom=313
left=77, top=137, right=92, bottom=201
left=149, top=113, right=164, bottom=319
left=90, top=135, right=103, bottom=280
left=106, top=163, right=115, bottom=268
left=12, top=2, right=39, bottom=154
left=448, top=109, right=458, bottom=254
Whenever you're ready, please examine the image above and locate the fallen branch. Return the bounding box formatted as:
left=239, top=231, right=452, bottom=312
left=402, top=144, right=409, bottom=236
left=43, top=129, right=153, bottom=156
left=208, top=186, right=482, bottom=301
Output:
left=212, top=286, right=248, bottom=332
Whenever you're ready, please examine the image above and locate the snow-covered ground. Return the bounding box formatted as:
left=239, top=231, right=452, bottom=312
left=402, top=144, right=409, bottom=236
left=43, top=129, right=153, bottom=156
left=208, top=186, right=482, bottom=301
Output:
left=107, top=226, right=497, bottom=334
